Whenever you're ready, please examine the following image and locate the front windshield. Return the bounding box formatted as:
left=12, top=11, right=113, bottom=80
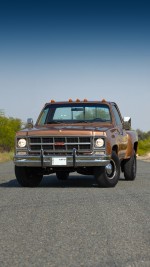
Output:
left=37, top=103, right=111, bottom=125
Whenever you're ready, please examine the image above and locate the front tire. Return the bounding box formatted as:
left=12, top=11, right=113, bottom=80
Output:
left=15, top=166, right=43, bottom=187
left=94, top=151, right=120, bottom=187
left=56, top=171, right=69, bottom=180
left=123, top=152, right=137, bottom=180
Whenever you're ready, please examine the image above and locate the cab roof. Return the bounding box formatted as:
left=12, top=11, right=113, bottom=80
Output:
left=44, top=99, right=114, bottom=106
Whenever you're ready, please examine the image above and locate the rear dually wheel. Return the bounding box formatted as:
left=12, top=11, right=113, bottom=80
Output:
left=123, top=152, right=137, bottom=180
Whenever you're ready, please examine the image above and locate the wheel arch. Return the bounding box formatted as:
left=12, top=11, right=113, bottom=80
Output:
left=112, top=145, right=118, bottom=155
left=134, top=141, right=138, bottom=154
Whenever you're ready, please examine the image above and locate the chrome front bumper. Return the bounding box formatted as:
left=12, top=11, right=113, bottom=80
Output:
left=14, top=151, right=110, bottom=168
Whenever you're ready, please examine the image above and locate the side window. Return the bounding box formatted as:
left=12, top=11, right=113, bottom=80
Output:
left=38, top=107, right=49, bottom=125
left=112, top=105, right=122, bottom=126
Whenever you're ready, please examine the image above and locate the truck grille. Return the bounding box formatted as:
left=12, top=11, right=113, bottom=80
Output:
left=28, top=136, right=92, bottom=154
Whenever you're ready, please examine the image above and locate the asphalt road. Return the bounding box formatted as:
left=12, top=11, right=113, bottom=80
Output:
left=0, top=160, right=150, bottom=267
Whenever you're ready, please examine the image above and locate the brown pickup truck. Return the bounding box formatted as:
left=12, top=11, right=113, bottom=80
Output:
left=14, top=99, right=138, bottom=187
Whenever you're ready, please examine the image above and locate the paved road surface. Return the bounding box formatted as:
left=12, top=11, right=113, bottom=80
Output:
left=0, top=160, right=150, bottom=267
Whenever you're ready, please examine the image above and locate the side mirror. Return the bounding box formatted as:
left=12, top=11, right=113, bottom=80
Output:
left=27, top=118, right=33, bottom=128
left=123, top=117, right=131, bottom=130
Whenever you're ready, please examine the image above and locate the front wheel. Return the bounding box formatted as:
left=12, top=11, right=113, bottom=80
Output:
left=15, top=166, right=43, bottom=187
left=94, top=151, right=120, bottom=187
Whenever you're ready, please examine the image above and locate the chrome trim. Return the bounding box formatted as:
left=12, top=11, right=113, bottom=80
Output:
left=14, top=154, right=111, bottom=167
left=28, top=136, right=92, bottom=153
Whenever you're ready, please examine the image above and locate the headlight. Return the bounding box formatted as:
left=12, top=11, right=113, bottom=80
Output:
left=18, top=138, right=26, bottom=148
left=95, top=138, right=104, bottom=148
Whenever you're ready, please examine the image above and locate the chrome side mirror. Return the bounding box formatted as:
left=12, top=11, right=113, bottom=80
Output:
left=123, top=117, right=131, bottom=130
left=27, top=118, right=33, bottom=128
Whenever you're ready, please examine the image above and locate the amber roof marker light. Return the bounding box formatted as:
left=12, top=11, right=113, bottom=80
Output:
left=50, top=99, right=55, bottom=103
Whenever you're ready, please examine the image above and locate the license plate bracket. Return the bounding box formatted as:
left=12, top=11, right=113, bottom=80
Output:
left=52, top=157, right=67, bottom=166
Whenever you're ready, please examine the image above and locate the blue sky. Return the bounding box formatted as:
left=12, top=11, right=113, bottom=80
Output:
left=0, top=0, right=150, bottom=131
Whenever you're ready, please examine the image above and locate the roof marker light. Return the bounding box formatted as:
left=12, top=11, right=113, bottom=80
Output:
left=76, top=98, right=80, bottom=102
left=68, top=99, right=73, bottom=102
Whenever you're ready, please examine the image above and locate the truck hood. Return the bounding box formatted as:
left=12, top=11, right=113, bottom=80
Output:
left=17, top=124, right=112, bottom=137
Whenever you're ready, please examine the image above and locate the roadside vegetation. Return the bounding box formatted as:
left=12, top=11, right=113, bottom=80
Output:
left=0, top=112, right=150, bottom=162
left=0, top=151, right=14, bottom=162
left=0, top=112, right=22, bottom=162
left=137, top=129, right=150, bottom=156
left=138, top=138, right=150, bottom=156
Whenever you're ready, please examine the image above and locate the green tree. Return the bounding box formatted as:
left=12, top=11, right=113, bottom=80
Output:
left=0, top=115, right=22, bottom=151
left=136, top=129, right=150, bottom=140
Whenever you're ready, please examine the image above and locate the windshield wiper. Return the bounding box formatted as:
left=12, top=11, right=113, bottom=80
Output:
left=71, top=120, right=89, bottom=123
left=47, top=120, right=65, bottom=124
left=92, top=118, right=107, bottom=122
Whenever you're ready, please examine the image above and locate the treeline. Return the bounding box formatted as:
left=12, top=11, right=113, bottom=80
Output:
left=137, top=129, right=150, bottom=155
left=136, top=129, right=150, bottom=141
left=0, top=114, right=22, bottom=152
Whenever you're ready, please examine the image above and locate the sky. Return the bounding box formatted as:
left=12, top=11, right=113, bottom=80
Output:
left=0, top=0, right=150, bottom=131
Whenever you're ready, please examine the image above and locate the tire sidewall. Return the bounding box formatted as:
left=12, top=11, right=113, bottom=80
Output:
left=124, top=152, right=136, bottom=180
left=95, top=151, right=120, bottom=187
left=104, top=151, right=120, bottom=186
left=15, top=166, right=43, bottom=187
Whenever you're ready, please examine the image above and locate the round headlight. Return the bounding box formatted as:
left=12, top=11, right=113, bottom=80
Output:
left=95, top=138, right=104, bottom=147
left=18, top=138, right=26, bottom=148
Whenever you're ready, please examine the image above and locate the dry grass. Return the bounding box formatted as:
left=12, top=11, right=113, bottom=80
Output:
left=137, top=152, right=150, bottom=162
left=0, top=151, right=14, bottom=163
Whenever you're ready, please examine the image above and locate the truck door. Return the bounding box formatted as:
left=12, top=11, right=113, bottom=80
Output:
left=112, top=104, right=128, bottom=158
